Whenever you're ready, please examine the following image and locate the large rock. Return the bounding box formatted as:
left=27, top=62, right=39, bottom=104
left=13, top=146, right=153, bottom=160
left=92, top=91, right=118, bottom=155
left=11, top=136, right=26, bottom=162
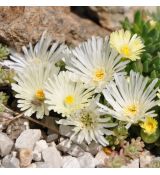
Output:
left=15, top=129, right=41, bottom=150
left=0, top=132, right=13, bottom=157
left=0, top=7, right=108, bottom=51
left=72, top=7, right=157, bottom=31
left=42, top=142, right=63, bottom=168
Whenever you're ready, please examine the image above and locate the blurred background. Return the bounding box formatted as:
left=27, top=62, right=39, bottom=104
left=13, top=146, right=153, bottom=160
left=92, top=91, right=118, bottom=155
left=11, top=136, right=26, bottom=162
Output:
left=0, top=6, right=157, bottom=51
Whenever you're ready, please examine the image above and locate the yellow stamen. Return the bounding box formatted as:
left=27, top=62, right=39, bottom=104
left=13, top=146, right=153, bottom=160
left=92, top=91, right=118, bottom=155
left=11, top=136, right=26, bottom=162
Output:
left=64, top=95, right=74, bottom=105
left=93, top=68, right=105, bottom=81
left=124, top=104, right=138, bottom=117
left=121, top=45, right=131, bottom=57
left=35, top=89, right=45, bottom=101
left=140, top=116, right=158, bottom=135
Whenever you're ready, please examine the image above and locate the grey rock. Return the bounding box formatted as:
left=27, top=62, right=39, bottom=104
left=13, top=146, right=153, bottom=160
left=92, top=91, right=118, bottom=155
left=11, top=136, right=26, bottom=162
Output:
left=42, top=143, right=63, bottom=168
left=2, top=154, right=20, bottom=168
left=82, top=141, right=102, bottom=156
left=34, top=140, right=48, bottom=153
left=62, top=156, right=80, bottom=168
left=0, top=132, right=13, bottom=157
left=47, top=134, right=58, bottom=142
left=68, top=144, right=85, bottom=157
left=33, top=150, right=42, bottom=162
left=57, top=139, right=85, bottom=157
left=15, top=129, right=41, bottom=150
left=57, top=139, right=72, bottom=152
left=36, top=162, right=53, bottom=168
left=59, top=125, right=74, bottom=137
left=78, top=152, right=95, bottom=168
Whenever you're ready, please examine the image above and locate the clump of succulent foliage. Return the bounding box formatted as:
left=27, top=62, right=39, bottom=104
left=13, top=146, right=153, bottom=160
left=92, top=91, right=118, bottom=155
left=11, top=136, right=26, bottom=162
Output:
left=0, top=92, right=9, bottom=106
left=146, top=157, right=160, bottom=168
left=0, top=44, right=9, bottom=61
left=121, top=9, right=160, bottom=84
left=0, top=66, right=15, bottom=86
left=107, top=121, right=128, bottom=149
left=122, top=137, right=145, bottom=159
left=104, top=151, right=129, bottom=168
left=104, top=137, right=144, bottom=168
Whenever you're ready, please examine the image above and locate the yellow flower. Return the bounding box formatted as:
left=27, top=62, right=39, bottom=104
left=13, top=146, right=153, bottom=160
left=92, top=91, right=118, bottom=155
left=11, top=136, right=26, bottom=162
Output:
left=140, top=116, right=158, bottom=135
left=149, top=20, right=157, bottom=28
left=109, top=29, right=145, bottom=61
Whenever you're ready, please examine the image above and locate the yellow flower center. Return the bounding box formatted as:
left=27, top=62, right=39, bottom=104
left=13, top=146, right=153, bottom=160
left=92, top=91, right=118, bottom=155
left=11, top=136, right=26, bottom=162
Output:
left=93, top=68, right=105, bottom=81
left=35, top=89, right=45, bottom=101
left=140, top=117, right=158, bottom=135
left=149, top=20, right=157, bottom=28
left=124, top=104, right=138, bottom=117
left=64, top=95, right=74, bottom=105
left=80, top=112, right=94, bottom=128
left=121, top=45, right=132, bottom=57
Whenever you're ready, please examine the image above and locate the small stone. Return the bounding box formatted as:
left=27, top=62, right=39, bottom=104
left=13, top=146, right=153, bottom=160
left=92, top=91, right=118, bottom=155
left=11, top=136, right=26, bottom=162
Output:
left=57, top=139, right=72, bottom=152
left=2, top=154, right=20, bottom=168
left=47, top=134, right=58, bottom=142
left=57, top=139, right=85, bottom=157
left=15, top=129, right=41, bottom=150
left=0, top=132, right=13, bottom=157
left=68, top=144, right=85, bottom=157
left=36, top=162, right=53, bottom=168
left=78, top=152, right=95, bottom=168
left=19, top=148, right=33, bottom=167
left=95, top=150, right=109, bottom=167
left=34, top=140, right=48, bottom=153
left=83, top=141, right=102, bottom=156
left=59, top=125, right=73, bottom=137
left=33, top=150, right=42, bottom=162
left=42, top=143, right=63, bottom=168
left=123, top=159, right=139, bottom=168
left=62, top=156, right=80, bottom=168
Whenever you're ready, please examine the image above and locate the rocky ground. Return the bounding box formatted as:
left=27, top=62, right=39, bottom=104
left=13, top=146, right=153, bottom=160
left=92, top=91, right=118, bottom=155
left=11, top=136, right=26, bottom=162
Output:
left=0, top=123, right=158, bottom=168
left=0, top=6, right=159, bottom=168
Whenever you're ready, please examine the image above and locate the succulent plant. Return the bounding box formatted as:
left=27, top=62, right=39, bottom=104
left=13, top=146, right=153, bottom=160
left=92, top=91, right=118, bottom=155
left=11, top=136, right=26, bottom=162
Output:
left=146, top=157, right=160, bottom=168
left=0, top=66, right=15, bottom=86
left=121, top=10, right=160, bottom=86
left=122, top=137, right=145, bottom=159
left=107, top=121, right=128, bottom=149
left=0, top=44, right=9, bottom=61
left=0, top=92, right=9, bottom=106
left=104, top=150, right=130, bottom=168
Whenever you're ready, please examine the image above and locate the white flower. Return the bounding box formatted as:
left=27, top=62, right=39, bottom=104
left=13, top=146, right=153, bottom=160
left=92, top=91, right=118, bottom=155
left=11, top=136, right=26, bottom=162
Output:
left=12, top=64, right=59, bottom=119
left=2, top=31, right=66, bottom=72
left=65, top=36, right=129, bottom=92
left=45, top=71, right=94, bottom=117
left=110, top=29, right=145, bottom=61
left=57, top=96, right=116, bottom=146
left=98, top=71, right=158, bottom=128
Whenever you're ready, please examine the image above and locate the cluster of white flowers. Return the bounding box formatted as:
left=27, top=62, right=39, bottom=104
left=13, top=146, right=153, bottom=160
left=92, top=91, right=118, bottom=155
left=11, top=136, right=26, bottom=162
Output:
left=4, top=30, right=159, bottom=146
